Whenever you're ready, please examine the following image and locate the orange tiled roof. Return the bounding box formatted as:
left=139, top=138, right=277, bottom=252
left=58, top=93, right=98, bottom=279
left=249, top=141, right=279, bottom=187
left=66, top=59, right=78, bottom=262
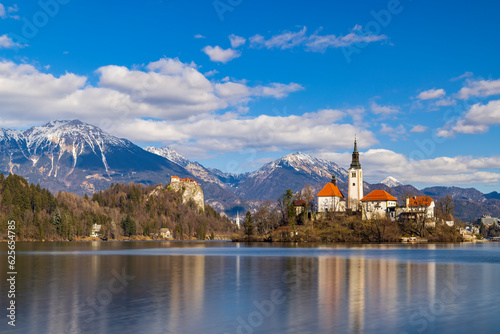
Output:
left=361, top=190, right=397, bottom=202
left=408, top=196, right=433, bottom=207
left=316, top=183, right=344, bottom=198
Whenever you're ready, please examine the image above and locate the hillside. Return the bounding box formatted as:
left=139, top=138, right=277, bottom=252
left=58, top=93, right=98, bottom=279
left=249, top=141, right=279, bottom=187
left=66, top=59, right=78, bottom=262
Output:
left=0, top=173, right=234, bottom=241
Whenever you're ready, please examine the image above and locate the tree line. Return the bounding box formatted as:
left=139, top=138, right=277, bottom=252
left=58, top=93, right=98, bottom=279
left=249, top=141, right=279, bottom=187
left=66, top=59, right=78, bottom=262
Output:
left=0, top=173, right=234, bottom=241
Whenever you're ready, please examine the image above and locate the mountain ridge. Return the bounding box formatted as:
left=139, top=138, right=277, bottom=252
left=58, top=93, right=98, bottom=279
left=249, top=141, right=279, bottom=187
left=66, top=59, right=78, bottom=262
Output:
left=0, top=120, right=498, bottom=221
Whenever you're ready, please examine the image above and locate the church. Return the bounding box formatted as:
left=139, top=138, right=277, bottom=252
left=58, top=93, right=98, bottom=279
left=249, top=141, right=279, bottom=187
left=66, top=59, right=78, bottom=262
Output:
left=316, top=138, right=364, bottom=213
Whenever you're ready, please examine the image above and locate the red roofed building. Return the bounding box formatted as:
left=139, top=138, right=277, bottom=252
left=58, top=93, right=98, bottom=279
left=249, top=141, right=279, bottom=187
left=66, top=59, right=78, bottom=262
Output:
left=316, top=183, right=345, bottom=212
left=360, top=190, right=398, bottom=220
left=294, top=199, right=307, bottom=215
left=405, top=196, right=435, bottom=219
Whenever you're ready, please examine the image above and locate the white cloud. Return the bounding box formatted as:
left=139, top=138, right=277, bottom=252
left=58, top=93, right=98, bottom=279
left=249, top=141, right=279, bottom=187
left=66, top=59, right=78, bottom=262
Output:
left=457, top=78, right=500, bottom=99
left=305, top=26, right=388, bottom=52
left=194, top=34, right=206, bottom=39
left=434, top=98, right=456, bottom=107
left=228, top=34, right=246, bottom=48
left=410, top=125, right=428, bottom=133
left=202, top=45, right=241, bottom=63
left=0, top=59, right=303, bottom=129
left=0, top=34, right=25, bottom=49
left=249, top=26, right=387, bottom=52
left=450, top=71, right=473, bottom=82
left=0, top=3, right=19, bottom=19
left=204, top=69, right=219, bottom=77
left=109, top=109, right=377, bottom=154
left=370, top=101, right=399, bottom=115
left=252, top=82, right=303, bottom=98
left=250, top=26, right=308, bottom=50
left=417, top=88, right=446, bottom=100
left=380, top=123, right=406, bottom=141
left=437, top=100, right=500, bottom=137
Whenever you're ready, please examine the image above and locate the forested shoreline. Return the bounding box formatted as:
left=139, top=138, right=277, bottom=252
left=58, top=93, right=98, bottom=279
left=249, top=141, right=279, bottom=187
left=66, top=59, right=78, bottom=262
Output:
left=0, top=173, right=234, bottom=241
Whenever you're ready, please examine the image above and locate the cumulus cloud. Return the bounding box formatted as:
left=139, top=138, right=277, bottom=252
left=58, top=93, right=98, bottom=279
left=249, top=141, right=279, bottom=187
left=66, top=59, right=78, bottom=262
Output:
left=202, top=45, right=241, bottom=63
left=410, top=125, right=428, bottom=133
left=228, top=34, right=246, bottom=48
left=457, top=78, right=500, bottom=99
left=417, top=88, right=446, bottom=100
left=0, top=34, right=25, bottom=49
left=380, top=123, right=406, bottom=141
left=109, top=109, right=376, bottom=154
left=437, top=100, right=500, bottom=137
left=249, top=25, right=387, bottom=52
left=0, top=58, right=303, bottom=126
left=370, top=101, right=399, bottom=115
left=434, top=98, right=456, bottom=107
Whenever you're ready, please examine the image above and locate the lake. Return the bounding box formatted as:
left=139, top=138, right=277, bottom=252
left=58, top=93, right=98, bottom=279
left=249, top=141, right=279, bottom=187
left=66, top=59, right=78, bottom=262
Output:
left=2, top=241, right=500, bottom=334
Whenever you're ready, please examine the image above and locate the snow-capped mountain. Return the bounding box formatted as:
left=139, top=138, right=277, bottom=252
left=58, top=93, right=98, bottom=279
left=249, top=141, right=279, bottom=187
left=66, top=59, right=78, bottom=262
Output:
left=0, top=120, right=189, bottom=194
left=381, top=176, right=403, bottom=188
left=145, top=146, right=249, bottom=188
left=236, top=152, right=349, bottom=200
left=144, top=146, right=191, bottom=167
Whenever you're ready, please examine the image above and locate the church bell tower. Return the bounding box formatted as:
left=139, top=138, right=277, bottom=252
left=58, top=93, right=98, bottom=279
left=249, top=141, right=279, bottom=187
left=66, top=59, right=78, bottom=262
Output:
left=348, top=138, right=363, bottom=211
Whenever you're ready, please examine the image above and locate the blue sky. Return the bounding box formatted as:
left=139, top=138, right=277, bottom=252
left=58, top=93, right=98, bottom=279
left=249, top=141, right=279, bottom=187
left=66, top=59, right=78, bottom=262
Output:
left=1, top=0, right=500, bottom=192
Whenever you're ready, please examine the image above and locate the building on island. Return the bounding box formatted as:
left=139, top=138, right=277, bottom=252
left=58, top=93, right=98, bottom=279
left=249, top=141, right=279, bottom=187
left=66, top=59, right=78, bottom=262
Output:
left=399, top=196, right=436, bottom=227
left=294, top=199, right=307, bottom=215
left=348, top=139, right=363, bottom=212
left=316, top=182, right=345, bottom=213
left=168, top=176, right=204, bottom=211
left=360, top=190, right=398, bottom=220
left=235, top=211, right=241, bottom=228
left=405, top=196, right=435, bottom=218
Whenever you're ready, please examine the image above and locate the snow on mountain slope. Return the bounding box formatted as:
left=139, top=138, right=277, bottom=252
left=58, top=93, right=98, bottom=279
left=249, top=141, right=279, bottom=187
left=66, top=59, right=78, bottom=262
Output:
left=144, top=146, right=191, bottom=167
left=381, top=176, right=403, bottom=187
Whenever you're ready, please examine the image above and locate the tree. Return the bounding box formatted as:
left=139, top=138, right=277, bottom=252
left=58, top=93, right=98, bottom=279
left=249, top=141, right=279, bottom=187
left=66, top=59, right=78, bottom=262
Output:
left=278, top=189, right=295, bottom=226
left=301, top=184, right=315, bottom=212
left=50, top=207, right=62, bottom=230
left=436, top=195, right=454, bottom=220
left=243, top=211, right=254, bottom=239
left=121, top=215, right=136, bottom=237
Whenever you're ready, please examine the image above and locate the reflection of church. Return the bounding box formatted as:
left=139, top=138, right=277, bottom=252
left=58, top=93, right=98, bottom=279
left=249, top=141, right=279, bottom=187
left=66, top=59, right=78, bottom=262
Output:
left=316, top=138, right=363, bottom=213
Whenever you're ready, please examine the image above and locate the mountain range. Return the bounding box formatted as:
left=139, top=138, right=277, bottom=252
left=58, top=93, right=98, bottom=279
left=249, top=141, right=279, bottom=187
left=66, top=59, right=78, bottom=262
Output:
left=0, top=120, right=498, bottom=221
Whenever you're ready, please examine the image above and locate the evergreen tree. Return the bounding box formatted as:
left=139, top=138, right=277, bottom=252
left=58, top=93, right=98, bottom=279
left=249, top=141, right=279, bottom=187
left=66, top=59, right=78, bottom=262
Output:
left=51, top=207, right=62, bottom=230
left=121, top=215, right=136, bottom=237
left=243, top=211, right=254, bottom=239
left=2, top=187, right=12, bottom=206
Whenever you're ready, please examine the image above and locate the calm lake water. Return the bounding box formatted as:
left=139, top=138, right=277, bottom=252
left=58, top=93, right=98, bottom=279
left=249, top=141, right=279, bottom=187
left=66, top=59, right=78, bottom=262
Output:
left=2, top=241, right=500, bottom=334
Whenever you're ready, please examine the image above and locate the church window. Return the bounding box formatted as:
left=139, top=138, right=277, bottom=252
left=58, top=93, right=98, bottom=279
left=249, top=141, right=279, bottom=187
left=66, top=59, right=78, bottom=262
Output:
left=352, top=183, right=355, bottom=186
left=351, top=171, right=356, bottom=177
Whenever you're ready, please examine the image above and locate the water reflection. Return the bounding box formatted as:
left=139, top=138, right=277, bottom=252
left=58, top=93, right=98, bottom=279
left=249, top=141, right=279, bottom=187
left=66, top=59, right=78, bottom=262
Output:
left=1, top=242, right=500, bottom=333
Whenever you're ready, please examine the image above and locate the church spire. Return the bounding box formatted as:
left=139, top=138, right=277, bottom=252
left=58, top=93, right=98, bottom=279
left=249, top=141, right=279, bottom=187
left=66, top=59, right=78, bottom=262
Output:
left=350, top=137, right=361, bottom=169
